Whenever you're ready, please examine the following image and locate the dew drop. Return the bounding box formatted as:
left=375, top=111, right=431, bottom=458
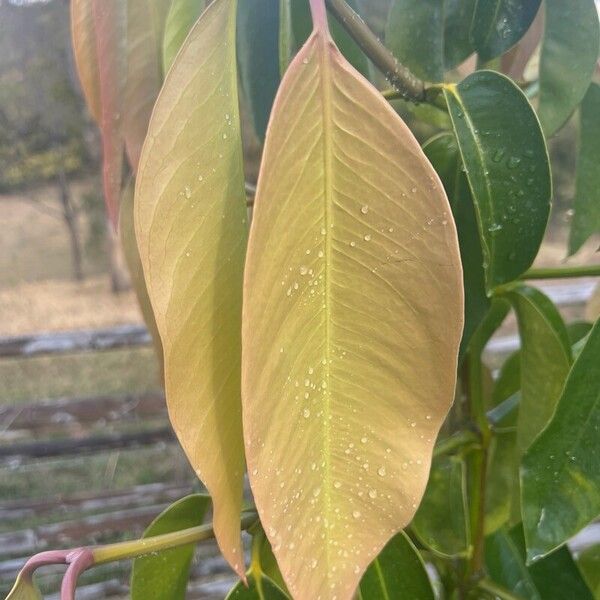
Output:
left=377, top=467, right=386, bottom=477
left=361, top=205, right=369, bottom=214
left=352, top=510, right=361, bottom=519
left=364, top=234, right=371, bottom=241
left=303, top=408, right=311, bottom=418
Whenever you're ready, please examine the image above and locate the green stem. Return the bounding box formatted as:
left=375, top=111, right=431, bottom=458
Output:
left=93, top=510, right=258, bottom=565
left=520, top=264, right=600, bottom=280
left=324, top=0, right=427, bottom=102
left=477, top=578, right=524, bottom=600
left=433, top=430, right=480, bottom=458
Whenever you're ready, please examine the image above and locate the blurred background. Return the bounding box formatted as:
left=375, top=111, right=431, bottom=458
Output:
left=0, top=0, right=598, bottom=598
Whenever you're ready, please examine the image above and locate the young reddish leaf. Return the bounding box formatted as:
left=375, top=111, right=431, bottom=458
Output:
left=135, top=0, right=247, bottom=578
left=124, top=0, right=170, bottom=171
left=242, top=1, right=464, bottom=598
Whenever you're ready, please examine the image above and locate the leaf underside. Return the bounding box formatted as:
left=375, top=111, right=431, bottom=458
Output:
left=243, top=26, right=463, bottom=600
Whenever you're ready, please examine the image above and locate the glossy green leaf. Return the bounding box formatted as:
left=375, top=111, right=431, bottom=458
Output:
left=279, top=0, right=370, bottom=77
left=521, top=319, right=600, bottom=562
left=471, top=0, right=541, bottom=62
left=135, top=0, right=248, bottom=576
left=568, top=83, right=600, bottom=254
left=467, top=297, right=511, bottom=354
left=567, top=321, right=593, bottom=345
left=124, top=0, right=170, bottom=170
left=577, top=545, right=600, bottom=599
left=444, top=71, right=551, bottom=290
left=5, top=572, right=42, bottom=600
left=162, top=0, right=206, bottom=73
left=385, top=0, right=475, bottom=81
left=538, top=0, right=600, bottom=135
left=423, top=133, right=489, bottom=357
left=412, top=455, right=470, bottom=558
left=119, top=181, right=163, bottom=375
left=242, top=6, right=463, bottom=597
left=510, top=524, right=594, bottom=600
left=503, top=285, right=571, bottom=454
left=492, top=350, right=520, bottom=408
left=237, top=0, right=281, bottom=140
left=485, top=528, right=540, bottom=600
left=359, top=532, right=435, bottom=600
left=131, top=494, right=210, bottom=600
left=226, top=574, right=290, bottom=599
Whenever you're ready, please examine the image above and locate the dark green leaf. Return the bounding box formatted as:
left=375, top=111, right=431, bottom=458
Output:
left=444, top=71, right=551, bottom=290
left=521, top=319, right=600, bottom=562
left=386, top=0, right=475, bottom=81
left=485, top=529, right=540, bottom=600
left=492, top=350, right=520, bottom=408
left=412, top=455, right=470, bottom=558
left=538, top=0, right=599, bottom=135
left=359, top=532, right=435, bottom=599
left=162, top=0, right=206, bottom=73
left=503, top=285, right=571, bottom=454
left=510, top=524, right=593, bottom=600
left=279, top=0, right=370, bottom=77
left=471, top=0, right=541, bottom=62
left=423, top=133, right=489, bottom=356
left=130, top=494, right=210, bottom=600
left=226, top=574, right=290, bottom=599
left=237, top=0, right=280, bottom=140
left=568, top=83, right=600, bottom=254
left=577, top=545, right=600, bottom=598
left=468, top=297, right=511, bottom=354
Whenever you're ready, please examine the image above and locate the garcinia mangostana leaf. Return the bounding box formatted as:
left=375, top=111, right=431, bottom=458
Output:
left=130, top=494, right=211, bottom=600
left=411, top=455, right=470, bottom=558
left=568, top=83, right=600, bottom=255
left=471, top=0, right=541, bottom=63
left=162, top=0, right=206, bottom=73
left=242, top=1, right=464, bottom=597
left=124, top=0, right=170, bottom=171
left=521, top=319, right=600, bottom=563
left=5, top=572, right=42, bottom=600
left=538, top=0, right=599, bottom=136
left=444, top=71, right=551, bottom=291
left=226, top=574, right=289, bottom=599
left=71, top=0, right=101, bottom=122
left=358, top=532, right=435, bottom=599
left=578, top=545, right=600, bottom=598
left=135, top=0, right=248, bottom=577
left=502, top=285, right=571, bottom=455
left=385, top=0, right=476, bottom=82
left=423, top=133, right=489, bottom=358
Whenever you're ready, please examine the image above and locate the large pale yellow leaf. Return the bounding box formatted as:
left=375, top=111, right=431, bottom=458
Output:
left=241, top=2, right=464, bottom=599
left=71, top=0, right=101, bottom=123
left=124, top=0, right=170, bottom=171
left=134, top=0, right=247, bottom=577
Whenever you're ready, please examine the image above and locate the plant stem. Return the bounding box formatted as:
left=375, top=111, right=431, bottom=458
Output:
left=433, top=430, right=480, bottom=458
left=324, top=0, right=427, bottom=102
left=520, top=264, right=600, bottom=279
left=92, top=510, right=258, bottom=565
left=477, top=578, right=524, bottom=600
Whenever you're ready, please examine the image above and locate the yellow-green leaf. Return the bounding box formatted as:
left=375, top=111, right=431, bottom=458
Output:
left=163, top=0, right=206, bottom=73
left=135, top=0, right=247, bottom=577
left=242, top=2, right=464, bottom=597
left=124, top=0, right=170, bottom=170
left=5, top=572, right=42, bottom=600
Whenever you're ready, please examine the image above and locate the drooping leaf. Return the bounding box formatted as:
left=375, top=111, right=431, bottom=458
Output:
left=502, top=285, right=571, bottom=455
left=226, top=573, right=290, bottom=599
left=163, top=0, right=206, bottom=73
left=242, top=4, right=464, bottom=597
left=237, top=0, right=281, bottom=140
left=91, top=0, right=127, bottom=226
left=423, top=133, right=489, bottom=357
left=510, top=524, right=594, bottom=600
left=521, top=319, right=600, bottom=562
left=577, top=545, right=600, bottom=599
left=118, top=180, right=163, bottom=375
left=385, top=0, right=475, bottom=81
left=538, top=0, right=600, bottom=136
left=568, top=83, right=600, bottom=255
left=444, top=71, right=551, bottom=291
left=130, top=494, right=210, bottom=600
left=500, top=7, right=543, bottom=81
left=4, top=572, right=42, bottom=600
left=485, top=528, right=541, bottom=600
left=411, top=455, right=470, bottom=558
left=471, top=0, right=541, bottom=63
left=124, top=0, right=170, bottom=171
left=71, top=0, right=101, bottom=122
left=135, top=0, right=248, bottom=576
left=358, top=532, right=435, bottom=599
left=279, top=0, right=370, bottom=77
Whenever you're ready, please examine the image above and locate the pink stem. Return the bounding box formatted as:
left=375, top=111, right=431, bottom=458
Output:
left=309, top=0, right=328, bottom=32
left=60, top=549, right=94, bottom=600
